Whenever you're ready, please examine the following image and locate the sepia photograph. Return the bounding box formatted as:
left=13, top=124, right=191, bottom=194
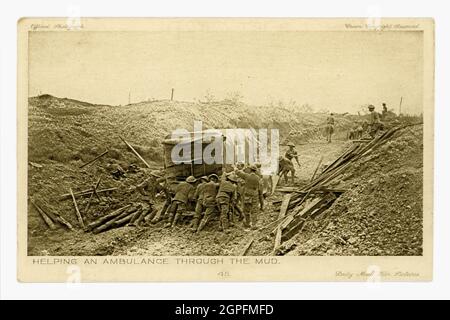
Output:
left=16, top=18, right=434, bottom=281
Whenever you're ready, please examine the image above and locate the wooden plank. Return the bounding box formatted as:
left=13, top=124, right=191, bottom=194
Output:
left=59, top=187, right=117, bottom=200
left=84, top=177, right=101, bottom=214
left=271, top=175, right=280, bottom=194
left=272, top=194, right=292, bottom=252
left=52, top=213, right=74, bottom=231
left=310, top=156, right=323, bottom=182
left=128, top=208, right=144, bottom=225
left=86, top=204, right=132, bottom=231
left=278, top=194, right=291, bottom=219
left=92, top=210, right=134, bottom=234
left=281, top=220, right=305, bottom=242
left=31, top=200, right=57, bottom=230
left=79, top=150, right=108, bottom=169
left=120, top=136, right=151, bottom=168
left=272, top=229, right=282, bottom=254
left=240, top=238, right=254, bottom=256
left=282, top=194, right=337, bottom=242
left=70, top=188, right=85, bottom=229
left=135, top=208, right=152, bottom=226
left=114, top=213, right=134, bottom=226
left=40, top=204, right=74, bottom=231
left=281, top=196, right=321, bottom=230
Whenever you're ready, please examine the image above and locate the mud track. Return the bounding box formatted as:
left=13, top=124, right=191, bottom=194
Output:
left=28, top=141, right=347, bottom=256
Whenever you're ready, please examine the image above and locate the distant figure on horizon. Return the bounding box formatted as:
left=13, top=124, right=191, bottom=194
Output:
left=382, top=103, right=388, bottom=120
left=325, top=112, right=335, bottom=143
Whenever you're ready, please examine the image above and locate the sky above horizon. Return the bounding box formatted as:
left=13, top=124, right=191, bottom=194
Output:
left=29, top=30, right=424, bottom=114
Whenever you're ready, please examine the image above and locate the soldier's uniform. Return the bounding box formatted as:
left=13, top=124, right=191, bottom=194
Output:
left=155, top=183, right=174, bottom=223
left=166, top=176, right=196, bottom=228
left=135, top=173, right=165, bottom=222
left=215, top=174, right=238, bottom=233
left=368, top=105, right=382, bottom=138
left=356, top=125, right=364, bottom=139
left=136, top=174, right=165, bottom=201
left=196, top=174, right=220, bottom=232
left=191, top=176, right=208, bottom=231
left=326, top=114, right=335, bottom=142
left=362, top=120, right=369, bottom=132
left=382, top=103, right=388, bottom=120
left=283, top=145, right=299, bottom=184
left=348, top=128, right=355, bottom=140
left=109, top=163, right=126, bottom=180
left=236, top=176, right=245, bottom=219
left=236, top=165, right=264, bottom=230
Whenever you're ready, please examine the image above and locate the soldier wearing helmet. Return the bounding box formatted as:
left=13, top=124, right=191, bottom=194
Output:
left=236, top=162, right=245, bottom=170
left=196, top=174, right=220, bottom=233
left=214, top=172, right=238, bottom=233
left=282, top=143, right=300, bottom=185
left=190, top=176, right=209, bottom=231
left=165, top=175, right=197, bottom=228
left=368, top=104, right=382, bottom=138
left=235, top=164, right=264, bottom=230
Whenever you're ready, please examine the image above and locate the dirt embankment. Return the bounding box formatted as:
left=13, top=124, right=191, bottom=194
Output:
left=28, top=95, right=353, bottom=165
left=27, top=94, right=422, bottom=257
left=28, top=141, right=346, bottom=256
left=285, top=125, right=423, bottom=256
left=27, top=94, right=354, bottom=255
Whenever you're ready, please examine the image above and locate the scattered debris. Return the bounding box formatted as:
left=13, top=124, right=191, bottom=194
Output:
left=70, top=188, right=85, bottom=229
left=271, top=123, right=423, bottom=255
left=29, top=161, right=43, bottom=168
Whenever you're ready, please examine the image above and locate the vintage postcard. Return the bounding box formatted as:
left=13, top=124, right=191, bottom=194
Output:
left=17, top=18, right=434, bottom=282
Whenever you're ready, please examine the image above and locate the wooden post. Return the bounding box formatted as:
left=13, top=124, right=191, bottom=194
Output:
left=399, top=96, right=403, bottom=115
left=79, top=150, right=109, bottom=169
left=59, top=187, right=117, bottom=200
left=86, top=204, right=132, bottom=231
left=272, top=194, right=291, bottom=253
left=119, top=136, right=151, bottom=168
left=92, top=209, right=134, bottom=234
left=310, top=156, right=324, bottom=182
left=70, top=188, right=85, bottom=229
left=84, top=177, right=101, bottom=214
left=240, top=238, right=254, bottom=256
left=171, top=88, right=174, bottom=101
left=32, top=199, right=74, bottom=231
left=31, top=200, right=57, bottom=230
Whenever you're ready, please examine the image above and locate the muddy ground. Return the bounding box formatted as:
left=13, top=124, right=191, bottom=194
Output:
left=27, top=95, right=423, bottom=257
left=28, top=140, right=347, bottom=256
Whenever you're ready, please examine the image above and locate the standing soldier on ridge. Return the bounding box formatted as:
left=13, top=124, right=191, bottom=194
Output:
left=368, top=104, right=382, bottom=138
left=325, top=112, right=335, bottom=143
left=381, top=102, right=388, bottom=120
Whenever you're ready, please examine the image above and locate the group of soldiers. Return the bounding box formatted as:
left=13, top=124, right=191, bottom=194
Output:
left=134, top=142, right=303, bottom=234
left=136, top=163, right=267, bottom=234
left=348, top=103, right=386, bottom=140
